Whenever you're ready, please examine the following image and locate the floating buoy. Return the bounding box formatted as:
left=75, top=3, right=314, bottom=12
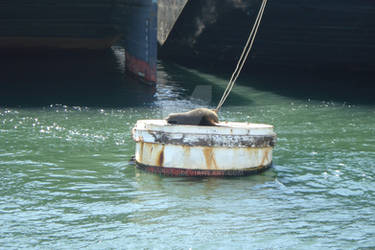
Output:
left=132, top=120, right=276, bottom=176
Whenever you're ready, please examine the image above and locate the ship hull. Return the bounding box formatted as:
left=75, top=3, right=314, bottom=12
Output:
left=0, top=37, right=118, bottom=50
left=159, top=0, right=375, bottom=71
left=118, top=0, right=158, bottom=83
left=0, top=0, right=157, bottom=83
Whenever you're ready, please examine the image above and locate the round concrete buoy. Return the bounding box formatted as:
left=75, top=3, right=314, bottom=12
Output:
left=132, top=120, right=276, bottom=176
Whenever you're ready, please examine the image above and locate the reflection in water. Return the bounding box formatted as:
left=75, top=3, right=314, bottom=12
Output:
left=0, top=47, right=155, bottom=107
left=134, top=167, right=277, bottom=197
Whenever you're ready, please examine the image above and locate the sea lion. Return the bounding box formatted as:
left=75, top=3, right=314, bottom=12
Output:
left=166, top=108, right=219, bottom=126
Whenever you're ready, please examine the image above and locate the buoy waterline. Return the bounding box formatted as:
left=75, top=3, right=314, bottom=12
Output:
left=132, top=120, right=276, bottom=176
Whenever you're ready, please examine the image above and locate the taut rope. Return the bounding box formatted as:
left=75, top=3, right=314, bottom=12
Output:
left=215, top=0, right=268, bottom=112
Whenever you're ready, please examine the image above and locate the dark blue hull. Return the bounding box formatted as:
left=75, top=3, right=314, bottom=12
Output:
left=117, top=0, right=158, bottom=82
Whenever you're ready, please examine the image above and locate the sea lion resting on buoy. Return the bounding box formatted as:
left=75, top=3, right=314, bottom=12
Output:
left=166, top=108, right=219, bottom=126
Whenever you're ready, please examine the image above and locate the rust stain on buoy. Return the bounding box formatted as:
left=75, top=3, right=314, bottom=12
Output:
left=260, top=148, right=270, bottom=167
left=182, top=145, right=191, bottom=154
left=203, top=147, right=218, bottom=170
left=157, top=146, right=165, bottom=167
left=139, top=142, right=144, bottom=163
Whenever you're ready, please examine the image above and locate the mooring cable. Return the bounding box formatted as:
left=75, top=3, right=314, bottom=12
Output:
left=215, top=0, right=268, bottom=112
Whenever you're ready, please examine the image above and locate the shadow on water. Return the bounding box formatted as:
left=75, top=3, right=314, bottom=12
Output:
left=161, top=58, right=375, bottom=105
left=242, top=65, right=375, bottom=105
left=0, top=48, right=156, bottom=108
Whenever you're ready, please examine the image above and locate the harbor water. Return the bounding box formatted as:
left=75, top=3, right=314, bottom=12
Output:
left=0, top=49, right=374, bottom=249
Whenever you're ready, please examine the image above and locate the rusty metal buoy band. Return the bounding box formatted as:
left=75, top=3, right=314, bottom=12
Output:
left=132, top=120, right=276, bottom=177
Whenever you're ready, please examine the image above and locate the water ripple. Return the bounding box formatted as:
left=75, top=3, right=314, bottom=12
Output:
left=1, top=63, right=375, bottom=249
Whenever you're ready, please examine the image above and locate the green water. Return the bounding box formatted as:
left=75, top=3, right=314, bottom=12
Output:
left=1, top=50, right=375, bottom=249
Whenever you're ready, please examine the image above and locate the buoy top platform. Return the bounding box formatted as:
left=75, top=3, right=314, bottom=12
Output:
left=132, top=120, right=276, bottom=176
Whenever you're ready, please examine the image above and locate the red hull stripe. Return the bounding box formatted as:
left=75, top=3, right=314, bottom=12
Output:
left=136, top=162, right=272, bottom=177
left=125, top=51, right=156, bottom=83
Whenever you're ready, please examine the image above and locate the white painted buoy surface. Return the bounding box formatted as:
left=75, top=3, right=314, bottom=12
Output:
left=132, top=120, right=276, bottom=176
